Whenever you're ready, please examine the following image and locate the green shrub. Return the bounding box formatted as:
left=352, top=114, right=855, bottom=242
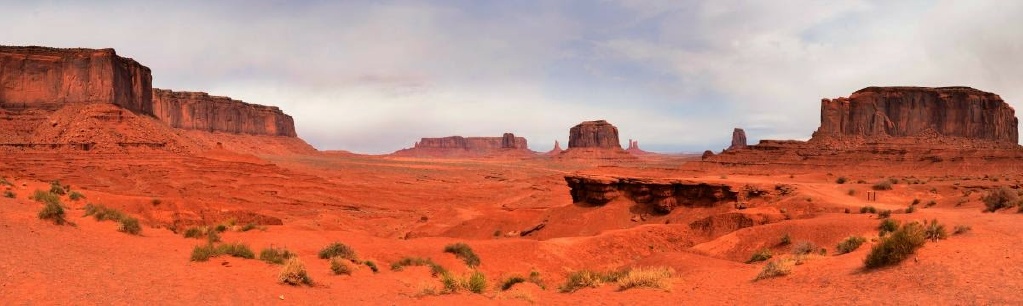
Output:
left=836, top=177, right=848, bottom=184
left=191, top=244, right=218, bottom=262
left=923, top=219, right=948, bottom=242
left=860, top=206, right=877, bottom=214
left=37, top=200, right=66, bottom=225
left=864, top=222, right=927, bottom=269
left=953, top=225, right=972, bottom=235
left=118, top=217, right=142, bottom=235
left=754, top=260, right=792, bottom=281
left=926, top=200, right=937, bottom=207
left=0, top=177, right=12, bottom=186
left=983, top=187, right=1019, bottom=212
left=835, top=236, right=867, bottom=255
left=32, top=190, right=61, bottom=206
left=216, top=242, right=255, bottom=259
left=68, top=191, right=85, bottom=201
left=83, top=204, right=127, bottom=222
left=330, top=257, right=354, bottom=275
left=500, top=275, right=526, bottom=291
left=911, top=199, right=921, bottom=205
left=905, top=205, right=916, bottom=214
left=3, top=190, right=16, bottom=198
left=183, top=227, right=204, bottom=239
left=872, top=181, right=893, bottom=191
left=746, top=249, right=773, bottom=263
left=878, top=218, right=899, bottom=236
left=278, top=258, right=312, bottom=286
left=259, top=246, right=294, bottom=265
left=364, top=261, right=379, bottom=273
left=878, top=210, right=892, bottom=219
left=440, top=272, right=460, bottom=293
left=559, top=270, right=604, bottom=293
left=466, top=270, right=487, bottom=294
left=791, top=241, right=817, bottom=255
left=616, top=267, right=672, bottom=291
left=528, top=269, right=546, bottom=289
left=779, top=233, right=791, bottom=246
left=443, top=242, right=481, bottom=267
left=318, top=242, right=357, bottom=260
left=214, top=224, right=228, bottom=233
left=390, top=257, right=447, bottom=276
left=240, top=223, right=258, bottom=232
left=49, top=181, right=67, bottom=196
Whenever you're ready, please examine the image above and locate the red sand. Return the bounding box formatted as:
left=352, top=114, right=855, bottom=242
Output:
left=3, top=150, right=1023, bottom=304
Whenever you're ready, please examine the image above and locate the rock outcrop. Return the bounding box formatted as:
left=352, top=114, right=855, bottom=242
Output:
left=813, top=86, right=1018, bottom=144
left=546, top=140, right=563, bottom=155
left=626, top=139, right=652, bottom=155
left=568, top=120, right=622, bottom=149
left=727, top=128, right=747, bottom=151
left=0, top=46, right=152, bottom=114
left=565, top=175, right=743, bottom=213
left=152, top=89, right=297, bottom=137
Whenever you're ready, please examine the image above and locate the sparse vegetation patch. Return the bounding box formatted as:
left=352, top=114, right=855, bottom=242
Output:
left=443, top=242, right=481, bottom=267
left=259, top=246, right=295, bottom=265
left=616, top=267, right=673, bottom=291
left=835, top=236, right=867, bottom=255
left=278, top=258, right=313, bottom=286
left=746, top=248, right=773, bottom=263
left=864, top=221, right=927, bottom=269
left=318, top=242, right=357, bottom=261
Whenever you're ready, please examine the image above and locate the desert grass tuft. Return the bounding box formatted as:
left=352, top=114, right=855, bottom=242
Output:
left=443, top=242, right=481, bottom=267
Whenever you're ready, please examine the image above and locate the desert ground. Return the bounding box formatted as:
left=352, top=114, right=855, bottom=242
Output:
left=3, top=148, right=1023, bottom=305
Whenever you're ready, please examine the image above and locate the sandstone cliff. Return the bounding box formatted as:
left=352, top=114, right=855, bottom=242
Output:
left=152, top=89, right=297, bottom=137
left=564, top=175, right=743, bottom=213
left=813, top=86, right=1018, bottom=143
left=0, top=46, right=152, bottom=114
left=568, top=120, right=622, bottom=149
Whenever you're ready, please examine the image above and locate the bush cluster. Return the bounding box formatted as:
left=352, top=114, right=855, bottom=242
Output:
left=443, top=242, right=481, bottom=267
left=835, top=236, right=867, bottom=255
left=864, top=221, right=927, bottom=269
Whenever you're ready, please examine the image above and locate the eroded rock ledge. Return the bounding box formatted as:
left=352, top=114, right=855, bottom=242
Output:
left=565, top=175, right=748, bottom=213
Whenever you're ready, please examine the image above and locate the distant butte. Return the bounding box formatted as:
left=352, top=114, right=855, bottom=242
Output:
left=391, top=133, right=533, bottom=157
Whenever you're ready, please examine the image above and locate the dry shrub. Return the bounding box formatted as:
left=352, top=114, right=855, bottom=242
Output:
left=330, top=256, right=354, bottom=275
left=864, top=222, right=927, bottom=269
left=279, top=258, right=313, bottom=286
left=443, top=242, right=481, bottom=267
left=983, top=187, right=1019, bottom=212
left=318, top=242, right=357, bottom=260
left=754, top=259, right=792, bottom=281
left=835, top=236, right=867, bottom=255
left=616, top=267, right=673, bottom=291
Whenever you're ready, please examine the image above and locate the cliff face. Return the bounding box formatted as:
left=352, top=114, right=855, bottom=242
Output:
left=0, top=46, right=152, bottom=114
left=152, top=89, right=297, bottom=137
left=564, top=175, right=743, bottom=213
left=568, top=120, right=622, bottom=149
left=814, top=87, right=1018, bottom=143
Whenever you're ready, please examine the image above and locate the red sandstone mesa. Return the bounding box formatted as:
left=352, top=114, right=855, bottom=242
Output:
left=413, top=134, right=527, bottom=151
left=152, top=89, right=297, bottom=137
left=0, top=46, right=152, bottom=114
left=567, top=120, right=622, bottom=149
left=0, top=46, right=301, bottom=150
left=813, top=86, right=1018, bottom=143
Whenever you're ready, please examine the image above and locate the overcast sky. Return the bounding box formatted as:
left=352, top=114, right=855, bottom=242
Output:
left=3, top=0, right=1022, bottom=153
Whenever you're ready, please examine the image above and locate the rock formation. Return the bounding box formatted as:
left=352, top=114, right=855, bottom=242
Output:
left=546, top=140, right=563, bottom=155
left=0, top=46, right=152, bottom=114
left=152, top=89, right=297, bottom=137
left=813, top=86, right=1018, bottom=144
left=564, top=175, right=743, bottom=213
left=0, top=46, right=308, bottom=153
left=727, top=128, right=747, bottom=151
left=568, top=120, right=622, bottom=149
left=697, top=86, right=1023, bottom=173
left=393, top=133, right=532, bottom=157
left=626, top=139, right=652, bottom=155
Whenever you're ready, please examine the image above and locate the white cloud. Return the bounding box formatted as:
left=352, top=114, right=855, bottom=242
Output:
left=2, top=0, right=1022, bottom=153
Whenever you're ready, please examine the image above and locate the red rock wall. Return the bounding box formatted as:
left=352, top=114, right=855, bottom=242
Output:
left=814, top=87, right=1018, bottom=143
left=0, top=46, right=152, bottom=114
left=151, top=89, right=297, bottom=137
left=728, top=128, right=747, bottom=151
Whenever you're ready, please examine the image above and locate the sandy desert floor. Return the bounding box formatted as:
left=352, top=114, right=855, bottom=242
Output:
left=2, top=151, right=1023, bottom=305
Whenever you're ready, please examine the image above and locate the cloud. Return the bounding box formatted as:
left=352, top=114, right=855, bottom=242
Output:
left=2, top=0, right=1022, bottom=153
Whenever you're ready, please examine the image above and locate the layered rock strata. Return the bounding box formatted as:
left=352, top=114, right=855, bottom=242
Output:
left=152, top=89, right=297, bottom=137
left=564, top=175, right=741, bottom=213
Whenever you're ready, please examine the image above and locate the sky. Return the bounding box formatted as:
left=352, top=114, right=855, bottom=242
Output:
left=3, top=0, right=1022, bottom=153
